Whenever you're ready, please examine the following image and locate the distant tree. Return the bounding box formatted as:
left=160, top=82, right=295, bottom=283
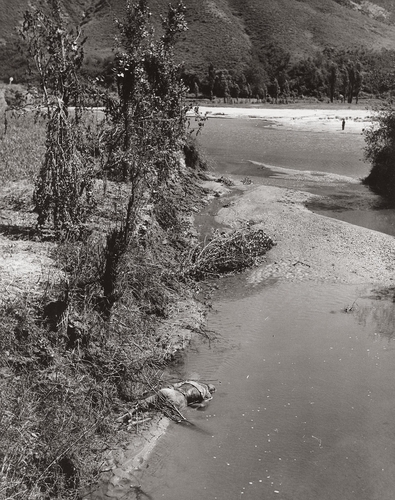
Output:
left=213, top=69, right=232, bottom=100
left=257, top=84, right=267, bottom=102
left=339, top=65, right=350, bottom=101
left=283, top=80, right=290, bottom=104
left=194, top=80, right=199, bottom=98
left=354, top=63, right=363, bottom=103
left=261, top=43, right=291, bottom=80
left=273, top=78, right=280, bottom=103
left=230, top=82, right=240, bottom=102
left=246, top=83, right=252, bottom=100
left=208, top=63, right=215, bottom=99
left=346, top=60, right=362, bottom=103
left=244, top=63, right=268, bottom=97
left=237, top=73, right=249, bottom=98
left=328, top=62, right=337, bottom=103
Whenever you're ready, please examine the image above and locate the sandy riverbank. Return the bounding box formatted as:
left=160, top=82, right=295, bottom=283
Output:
left=216, top=182, right=395, bottom=287
left=195, top=104, right=376, bottom=134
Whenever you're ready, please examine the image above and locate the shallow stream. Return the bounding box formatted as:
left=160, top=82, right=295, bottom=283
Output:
left=198, top=116, right=395, bottom=236
left=132, top=116, right=395, bottom=499
left=101, top=114, right=395, bottom=499
left=139, top=280, right=395, bottom=500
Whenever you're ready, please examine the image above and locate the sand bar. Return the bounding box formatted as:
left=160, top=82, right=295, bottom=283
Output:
left=193, top=105, right=376, bottom=133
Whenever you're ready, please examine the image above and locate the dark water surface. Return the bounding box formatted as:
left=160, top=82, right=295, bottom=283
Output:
left=140, top=280, right=395, bottom=500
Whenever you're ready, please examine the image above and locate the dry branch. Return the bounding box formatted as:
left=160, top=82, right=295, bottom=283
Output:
left=183, top=227, right=274, bottom=279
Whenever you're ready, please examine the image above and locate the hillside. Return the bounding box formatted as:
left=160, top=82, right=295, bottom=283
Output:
left=1, top=0, right=395, bottom=82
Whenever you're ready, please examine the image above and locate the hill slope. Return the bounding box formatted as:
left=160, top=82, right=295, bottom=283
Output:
left=1, top=0, right=395, bottom=81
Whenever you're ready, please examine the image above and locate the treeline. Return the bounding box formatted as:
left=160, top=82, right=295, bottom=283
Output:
left=5, top=33, right=395, bottom=105
left=180, top=46, right=395, bottom=103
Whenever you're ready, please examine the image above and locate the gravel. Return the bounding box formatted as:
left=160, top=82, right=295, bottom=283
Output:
left=216, top=184, right=395, bottom=286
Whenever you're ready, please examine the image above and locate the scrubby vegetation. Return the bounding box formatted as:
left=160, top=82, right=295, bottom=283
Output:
left=184, top=228, right=274, bottom=280
left=0, top=1, right=275, bottom=498
left=363, top=102, right=395, bottom=200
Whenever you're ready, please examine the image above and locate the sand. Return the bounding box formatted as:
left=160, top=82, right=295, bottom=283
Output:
left=195, top=104, right=376, bottom=134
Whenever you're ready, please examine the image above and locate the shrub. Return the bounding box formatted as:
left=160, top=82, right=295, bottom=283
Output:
left=363, top=103, right=395, bottom=200
left=20, top=0, right=96, bottom=238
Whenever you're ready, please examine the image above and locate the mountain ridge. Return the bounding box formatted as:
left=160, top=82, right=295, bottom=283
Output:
left=1, top=0, right=395, bottom=82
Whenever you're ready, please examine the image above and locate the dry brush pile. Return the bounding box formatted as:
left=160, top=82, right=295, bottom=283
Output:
left=183, top=227, right=275, bottom=279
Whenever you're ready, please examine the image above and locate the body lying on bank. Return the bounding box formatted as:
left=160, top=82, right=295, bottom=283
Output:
left=134, top=380, right=216, bottom=413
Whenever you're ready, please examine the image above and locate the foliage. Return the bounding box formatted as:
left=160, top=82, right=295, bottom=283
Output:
left=19, top=0, right=95, bottom=238
left=363, top=102, right=395, bottom=199
left=0, top=297, right=113, bottom=499
left=102, top=0, right=205, bottom=243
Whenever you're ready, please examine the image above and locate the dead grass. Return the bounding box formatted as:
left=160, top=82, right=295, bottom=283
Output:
left=183, top=226, right=275, bottom=279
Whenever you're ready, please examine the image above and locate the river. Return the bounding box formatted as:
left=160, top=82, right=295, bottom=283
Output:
left=197, top=114, right=395, bottom=236
left=114, top=112, right=395, bottom=500
left=140, top=281, right=395, bottom=500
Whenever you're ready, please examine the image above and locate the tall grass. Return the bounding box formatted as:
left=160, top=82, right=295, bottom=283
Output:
left=0, top=111, right=46, bottom=182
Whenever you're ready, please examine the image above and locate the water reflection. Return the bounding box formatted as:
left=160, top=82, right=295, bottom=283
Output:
left=348, top=288, right=395, bottom=344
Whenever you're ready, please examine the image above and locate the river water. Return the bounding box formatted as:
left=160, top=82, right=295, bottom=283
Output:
left=197, top=116, right=395, bottom=236
left=128, top=115, right=395, bottom=500
left=140, top=281, right=395, bottom=500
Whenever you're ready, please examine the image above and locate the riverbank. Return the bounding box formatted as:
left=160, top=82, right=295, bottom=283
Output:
left=217, top=182, right=395, bottom=286
left=99, top=106, right=395, bottom=498
left=98, top=173, right=395, bottom=499
left=195, top=103, right=375, bottom=133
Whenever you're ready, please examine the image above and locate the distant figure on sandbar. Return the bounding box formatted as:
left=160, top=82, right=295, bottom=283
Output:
left=342, top=118, right=345, bottom=131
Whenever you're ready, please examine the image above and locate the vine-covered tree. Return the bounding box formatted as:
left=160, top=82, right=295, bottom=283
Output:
left=20, top=0, right=94, bottom=237
left=103, top=0, right=190, bottom=239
